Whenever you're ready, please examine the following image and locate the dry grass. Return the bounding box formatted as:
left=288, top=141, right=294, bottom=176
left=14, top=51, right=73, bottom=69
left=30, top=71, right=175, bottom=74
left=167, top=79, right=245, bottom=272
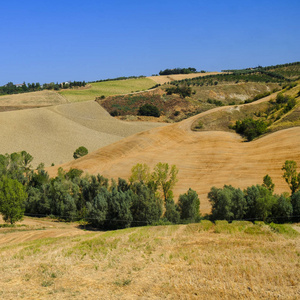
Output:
left=0, top=219, right=299, bottom=299
left=148, top=72, right=224, bottom=84
left=0, top=90, right=67, bottom=110
left=0, top=101, right=165, bottom=167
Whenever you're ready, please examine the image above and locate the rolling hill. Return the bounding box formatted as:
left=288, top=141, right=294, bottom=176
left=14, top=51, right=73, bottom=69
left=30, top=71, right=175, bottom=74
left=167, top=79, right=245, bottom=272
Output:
left=0, top=101, right=165, bottom=166
left=48, top=91, right=300, bottom=214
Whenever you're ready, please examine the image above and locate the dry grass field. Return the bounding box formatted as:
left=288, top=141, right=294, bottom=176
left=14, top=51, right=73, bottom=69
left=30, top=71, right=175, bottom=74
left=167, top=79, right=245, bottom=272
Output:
left=0, top=90, right=68, bottom=111
left=0, top=101, right=165, bottom=167
left=148, top=72, right=224, bottom=85
left=0, top=217, right=299, bottom=299
left=49, top=93, right=300, bottom=214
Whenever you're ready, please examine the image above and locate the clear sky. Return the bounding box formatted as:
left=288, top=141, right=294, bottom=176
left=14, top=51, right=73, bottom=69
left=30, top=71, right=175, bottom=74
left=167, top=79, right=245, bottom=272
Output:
left=1, top=0, right=299, bottom=85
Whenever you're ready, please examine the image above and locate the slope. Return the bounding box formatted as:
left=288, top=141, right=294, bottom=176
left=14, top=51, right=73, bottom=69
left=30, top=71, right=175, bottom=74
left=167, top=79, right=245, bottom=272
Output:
left=48, top=96, right=300, bottom=214
left=0, top=101, right=165, bottom=166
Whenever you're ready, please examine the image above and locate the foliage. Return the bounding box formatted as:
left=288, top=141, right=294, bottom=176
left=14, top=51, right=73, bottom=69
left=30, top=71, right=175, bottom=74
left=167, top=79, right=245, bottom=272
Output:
left=73, top=146, right=89, bottom=159
left=159, top=67, right=197, bottom=75
left=177, top=188, right=201, bottom=222
left=208, top=185, right=246, bottom=221
left=282, top=160, right=300, bottom=194
left=0, top=80, right=86, bottom=96
left=152, top=163, right=179, bottom=202
left=163, top=198, right=180, bottom=224
left=291, top=191, right=300, bottom=222
left=0, top=177, right=27, bottom=224
left=165, top=85, right=192, bottom=98
left=130, top=182, right=163, bottom=225
left=262, top=174, right=275, bottom=192
left=129, top=163, right=151, bottom=184
left=233, top=118, right=268, bottom=141
left=138, top=104, right=160, bottom=117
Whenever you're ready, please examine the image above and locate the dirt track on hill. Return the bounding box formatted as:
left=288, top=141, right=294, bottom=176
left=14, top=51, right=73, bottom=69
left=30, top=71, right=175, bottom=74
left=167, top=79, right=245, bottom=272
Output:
left=0, top=101, right=165, bottom=166
left=49, top=94, right=300, bottom=214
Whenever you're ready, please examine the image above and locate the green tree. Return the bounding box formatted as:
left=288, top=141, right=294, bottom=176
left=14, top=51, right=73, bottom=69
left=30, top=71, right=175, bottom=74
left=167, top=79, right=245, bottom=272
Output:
left=152, top=162, right=178, bottom=202
left=282, top=160, right=300, bottom=194
left=129, top=163, right=151, bottom=184
left=86, top=188, right=109, bottom=227
left=73, top=146, right=88, bottom=159
left=208, top=185, right=246, bottom=221
left=262, top=174, right=275, bottom=192
left=291, top=191, right=300, bottom=222
left=234, top=118, right=268, bottom=141
left=272, top=195, right=293, bottom=223
left=130, top=182, right=163, bottom=225
left=138, top=104, right=160, bottom=117
left=177, top=188, right=201, bottom=222
left=163, top=198, right=180, bottom=224
left=0, top=177, right=27, bottom=224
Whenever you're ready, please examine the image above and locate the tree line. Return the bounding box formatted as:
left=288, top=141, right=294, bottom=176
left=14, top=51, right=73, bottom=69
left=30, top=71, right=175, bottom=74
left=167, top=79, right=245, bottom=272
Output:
left=159, top=67, right=198, bottom=76
left=0, top=151, right=299, bottom=227
left=0, top=81, right=86, bottom=96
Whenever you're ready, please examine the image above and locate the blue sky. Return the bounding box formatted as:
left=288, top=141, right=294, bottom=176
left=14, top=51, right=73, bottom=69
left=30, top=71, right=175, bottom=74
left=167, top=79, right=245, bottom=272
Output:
left=1, top=0, right=299, bottom=85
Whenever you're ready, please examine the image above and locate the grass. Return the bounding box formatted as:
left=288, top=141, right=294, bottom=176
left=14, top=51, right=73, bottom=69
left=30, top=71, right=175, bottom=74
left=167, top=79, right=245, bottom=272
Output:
left=59, top=77, right=156, bottom=102
left=0, top=221, right=299, bottom=299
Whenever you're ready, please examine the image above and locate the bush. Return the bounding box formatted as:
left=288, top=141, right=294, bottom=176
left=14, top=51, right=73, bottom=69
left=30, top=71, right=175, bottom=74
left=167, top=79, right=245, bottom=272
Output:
left=73, top=146, right=88, bottom=159
left=166, top=86, right=192, bottom=98
left=138, top=104, right=160, bottom=117
left=233, top=118, right=268, bottom=141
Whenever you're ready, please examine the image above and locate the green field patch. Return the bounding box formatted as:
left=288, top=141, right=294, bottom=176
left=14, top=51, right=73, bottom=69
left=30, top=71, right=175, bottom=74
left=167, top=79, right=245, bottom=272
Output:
left=59, top=78, right=156, bottom=102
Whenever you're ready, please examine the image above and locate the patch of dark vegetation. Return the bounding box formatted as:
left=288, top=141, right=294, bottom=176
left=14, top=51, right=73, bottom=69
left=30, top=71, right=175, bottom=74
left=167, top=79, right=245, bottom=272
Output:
left=232, top=118, right=268, bottom=141
left=207, top=99, right=224, bottom=106
left=0, top=81, right=87, bottom=96
left=165, top=85, right=193, bottom=98
left=138, top=104, right=160, bottom=117
left=159, top=67, right=197, bottom=75
left=1, top=150, right=300, bottom=228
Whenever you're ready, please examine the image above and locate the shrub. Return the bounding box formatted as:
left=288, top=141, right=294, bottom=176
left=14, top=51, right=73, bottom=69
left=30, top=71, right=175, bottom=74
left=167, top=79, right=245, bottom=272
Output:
left=233, top=118, right=268, bottom=141
left=138, top=104, right=160, bottom=117
left=73, top=146, right=88, bottom=159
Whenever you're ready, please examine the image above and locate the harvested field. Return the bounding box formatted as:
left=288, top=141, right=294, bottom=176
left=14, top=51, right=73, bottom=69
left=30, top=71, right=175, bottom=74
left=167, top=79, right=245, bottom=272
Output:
left=0, top=101, right=165, bottom=166
left=49, top=95, right=300, bottom=214
left=148, top=72, right=224, bottom=84
left=0, top=90, right=67, bottom=111
left=0, top=220, right=299, bottom=299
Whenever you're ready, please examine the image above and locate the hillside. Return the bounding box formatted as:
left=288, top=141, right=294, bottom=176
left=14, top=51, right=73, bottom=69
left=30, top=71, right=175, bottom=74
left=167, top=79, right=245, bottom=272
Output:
left=0, top=101, right=165, bottom=166
left=0, top=90, right=68, bottom=112
left=59, top=77, right=157, bottom=102
left=0, top=217, right=299, bottom=299
left=48, top=89, right=300, bottom=214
